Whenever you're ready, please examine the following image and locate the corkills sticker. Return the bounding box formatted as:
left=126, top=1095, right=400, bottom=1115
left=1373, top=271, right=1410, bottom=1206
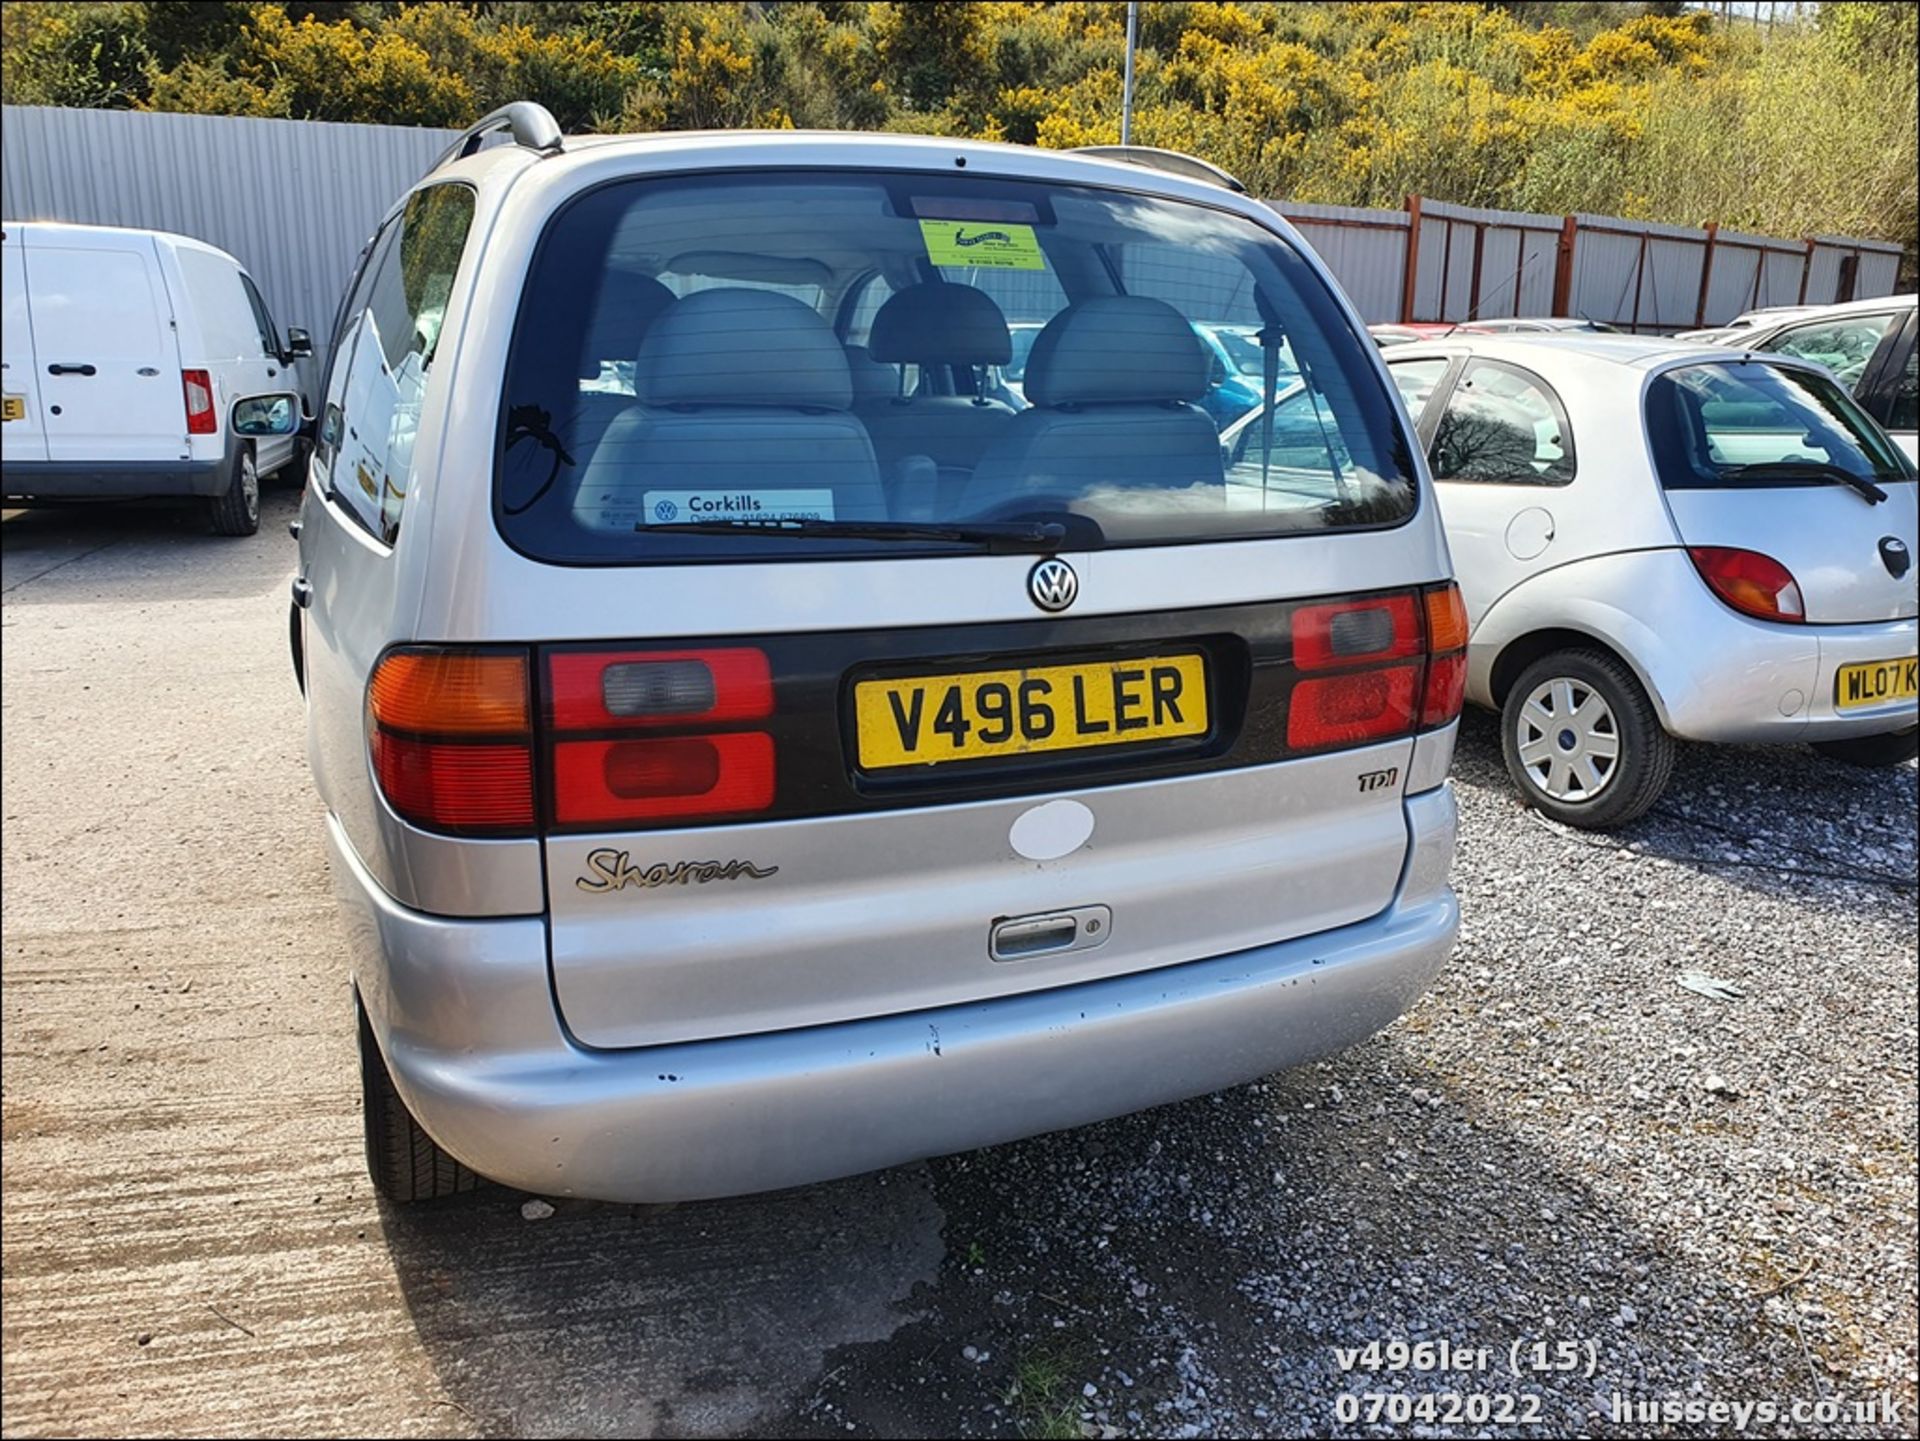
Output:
left=919, top=219, right=1046, bottom=270
left=642, top=490, right=837, bottom=524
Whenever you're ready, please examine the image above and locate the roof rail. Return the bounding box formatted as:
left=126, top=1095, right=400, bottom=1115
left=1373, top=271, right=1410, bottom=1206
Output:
left=1071, top=145, right=1247, bottom=194
left=430, top=101, right=564, bottom=173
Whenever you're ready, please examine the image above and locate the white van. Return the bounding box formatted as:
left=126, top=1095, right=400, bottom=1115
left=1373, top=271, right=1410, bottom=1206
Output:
left=1, top=221, right=312, bottom=535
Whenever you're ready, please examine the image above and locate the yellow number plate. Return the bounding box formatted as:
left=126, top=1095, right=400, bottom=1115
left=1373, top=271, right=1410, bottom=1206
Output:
left=855, top=654, right=1209, bottom=770
left=1, top=395, right=23, bottom=422
left=1835, top=657, right=1918, bottom=710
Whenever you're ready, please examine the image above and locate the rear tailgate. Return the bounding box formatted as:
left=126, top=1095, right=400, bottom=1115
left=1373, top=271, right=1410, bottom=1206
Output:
left=1665, top=484, right=1918, bottom=622
left=1, top=226, right=46, bottom=464
left=25, top=229, right=187, bottom=464
left=1655, top=357, right=1918, bottom=623
left=540, top=594, right=1444, bottom=1049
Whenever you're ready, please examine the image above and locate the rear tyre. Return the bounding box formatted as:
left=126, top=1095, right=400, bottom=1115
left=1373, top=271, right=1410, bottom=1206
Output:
left=208, top=447, right=260, bottom=537
left=1811, top=727, right=1919, bottom=768
left=359, top=996, right=479, bottom=1203
left=1501, top=648, right=1674, bottom=830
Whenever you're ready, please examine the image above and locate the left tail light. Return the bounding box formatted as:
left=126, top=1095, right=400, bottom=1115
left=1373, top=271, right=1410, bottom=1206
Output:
left=182, top=370, right=216, bottom=435
left=545, top=648, right=776, bottom=828
left=367, top=647, right=535, bottom=834
left=1687, top=547, right=1805, bottom=624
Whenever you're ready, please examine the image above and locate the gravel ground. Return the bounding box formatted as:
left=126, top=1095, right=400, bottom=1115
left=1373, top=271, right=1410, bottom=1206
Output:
left=769, top=717, right=1919, bottom=1440
left=4, top=497, right=1915, bottom=1438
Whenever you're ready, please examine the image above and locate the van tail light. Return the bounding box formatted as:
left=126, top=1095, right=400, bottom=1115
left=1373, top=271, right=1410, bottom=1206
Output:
left=1687, top=547, right=1805, bottom=624
left=1288, top=585, right=1468, bottom=750
left=1288, top=592, right=1423, bottom=750
left=544, top=647, right=776, bottom=827
left=1419, top=582, right=1470, bottom=729
left=367, top=647, right=534, bottom=835
left=182, top=370, right=217, bottom=435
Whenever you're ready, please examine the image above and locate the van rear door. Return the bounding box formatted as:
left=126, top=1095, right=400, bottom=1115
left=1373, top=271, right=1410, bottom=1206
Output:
left=25, top=227, right=187, bottom=464
left=1, top=226, right=47, bottom=463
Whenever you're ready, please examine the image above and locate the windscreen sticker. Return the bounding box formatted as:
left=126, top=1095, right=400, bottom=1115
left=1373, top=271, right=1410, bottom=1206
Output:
left=918, top=219, right=1046, bottom=270
left=642, top=490, right=837, bottom=524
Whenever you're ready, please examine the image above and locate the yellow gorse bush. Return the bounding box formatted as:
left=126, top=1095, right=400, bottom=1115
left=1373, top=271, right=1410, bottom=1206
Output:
left=1, top=1, right=1911, bottom=261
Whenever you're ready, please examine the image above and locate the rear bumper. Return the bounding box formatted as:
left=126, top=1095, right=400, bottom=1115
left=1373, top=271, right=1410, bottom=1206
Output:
left=335, top=787, right=1459, bottom=1203
left=1, top=456, right=227, bottom=499
left=1665, top=611, right=1918, bottom=744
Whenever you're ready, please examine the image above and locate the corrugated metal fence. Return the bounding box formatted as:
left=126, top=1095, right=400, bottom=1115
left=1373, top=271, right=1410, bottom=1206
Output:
left=2, top=105, right=456, bottom=373
left=3, top=103, right=1906, bottom=346
left=1277, top=195, right=1903, bottom=329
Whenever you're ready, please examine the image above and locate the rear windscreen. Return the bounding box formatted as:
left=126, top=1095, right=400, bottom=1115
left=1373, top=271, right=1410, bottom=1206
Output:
left=495, top=171, right=1418, bottom=563
left=1646, top=360, right=1914, bottom=490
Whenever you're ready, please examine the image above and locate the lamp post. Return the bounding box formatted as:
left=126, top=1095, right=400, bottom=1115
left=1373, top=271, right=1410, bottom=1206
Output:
left=1121, top=1, right=1138, bottom=146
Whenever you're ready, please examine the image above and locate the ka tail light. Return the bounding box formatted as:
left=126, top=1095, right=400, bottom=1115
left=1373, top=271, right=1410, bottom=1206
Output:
left=367, top=647, right=535, bottom=835
left=1288, top=591, right=1424, bottom=750
left=1419, top=582, right=1470, bottom=729
left=1687, top=547, right=1805, bottom=624
left=182, top=370, right=217, bottom=435
left=544, top=647, right=776, bottom=828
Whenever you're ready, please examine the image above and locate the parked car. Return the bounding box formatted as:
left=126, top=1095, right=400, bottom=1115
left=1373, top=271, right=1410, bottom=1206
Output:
left=1719, top=292, right=1917, bottom=462
left=990, top=318, right=1288, bottom=427
left=1369, top=322, right=1475, bottom=347
left=277, top=105, right=1463, bottom=1205
left=1, top=221, right=312, bottom=535
left=1382, top=334, right=1916, bottom=826
left=1466, top=316, right=1621, bottom=335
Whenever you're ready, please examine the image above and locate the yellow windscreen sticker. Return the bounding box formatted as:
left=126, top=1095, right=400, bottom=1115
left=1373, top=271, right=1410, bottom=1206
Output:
left=918, top=219, right=1046, bottom=270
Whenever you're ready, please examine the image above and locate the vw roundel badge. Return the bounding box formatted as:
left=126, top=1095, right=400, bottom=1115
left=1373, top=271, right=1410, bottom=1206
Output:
left=1027, top=556, right=1079, bottom=613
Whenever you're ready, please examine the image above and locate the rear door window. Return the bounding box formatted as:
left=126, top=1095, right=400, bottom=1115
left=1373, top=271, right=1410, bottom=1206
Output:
left=319, top=184, right=475, bottom=544
left=1646, top=360, right=1913, bottom=489
left=1429, top=360, right=1574, bottom=485
left=1757, top=311, right=1900, bottom=390
left=495, top=171, right=1417, bottom=563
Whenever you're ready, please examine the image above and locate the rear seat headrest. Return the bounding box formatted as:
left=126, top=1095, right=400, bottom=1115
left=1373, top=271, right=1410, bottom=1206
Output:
left=580, top=272, right=675, bottom=380
left=869, top=282, right=1012, bottom=366
left=1023, top=296, right=1209, bottom=408
left=636, top=288, right=852, bottom=410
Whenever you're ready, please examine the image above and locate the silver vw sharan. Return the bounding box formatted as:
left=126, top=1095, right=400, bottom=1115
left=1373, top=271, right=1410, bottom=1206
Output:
left=281, top=104, right=1464, bottom=1203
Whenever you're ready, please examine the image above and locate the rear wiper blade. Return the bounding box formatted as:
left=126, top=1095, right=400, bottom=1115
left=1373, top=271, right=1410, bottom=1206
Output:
left=634, top=517, right=1067, bottom=553
left=1719, top=461, right=1887, bottom=505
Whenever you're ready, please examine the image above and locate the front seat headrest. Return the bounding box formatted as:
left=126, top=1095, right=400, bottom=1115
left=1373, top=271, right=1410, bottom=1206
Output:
left=635, top=288, right=852, bottom=410
left=1023, top=296, right=1209, bottom=408
left=868, top=282, right=1013, bottom=367
left=580, top=272, right=675, bottom=381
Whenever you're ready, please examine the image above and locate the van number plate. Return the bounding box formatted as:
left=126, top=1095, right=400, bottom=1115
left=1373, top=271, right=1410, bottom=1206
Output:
left=1, top=395, right=23, bottom=423
left=854, top=654, right=1209, bottom=770
left=1834, top=657, right=1918, bottom=710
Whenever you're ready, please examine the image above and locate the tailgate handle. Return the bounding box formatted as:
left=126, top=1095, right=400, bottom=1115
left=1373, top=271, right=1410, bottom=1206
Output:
left=47, top=363, right=97, bottom=377
left=290, top=576, right=313, bottom=609
left=990, top=905, right=1112, bottom=962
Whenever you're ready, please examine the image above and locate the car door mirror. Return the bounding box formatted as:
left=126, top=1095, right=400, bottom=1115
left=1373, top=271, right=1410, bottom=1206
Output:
left=232, top=392, right=302, bottom=437
left=284, top=327, right=314, bottom=360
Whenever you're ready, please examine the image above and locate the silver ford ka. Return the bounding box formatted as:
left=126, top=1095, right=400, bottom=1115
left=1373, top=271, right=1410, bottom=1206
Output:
left=273, top=106, right=1464, bottom=1203
left=1384, top=335, right=1917, bottom=828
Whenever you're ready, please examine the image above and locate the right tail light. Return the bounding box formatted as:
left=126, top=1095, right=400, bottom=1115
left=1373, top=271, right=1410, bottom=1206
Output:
left=1286, top=584, right=1468, bottom=750
left=1419, top=582, right=1469, bottom=729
